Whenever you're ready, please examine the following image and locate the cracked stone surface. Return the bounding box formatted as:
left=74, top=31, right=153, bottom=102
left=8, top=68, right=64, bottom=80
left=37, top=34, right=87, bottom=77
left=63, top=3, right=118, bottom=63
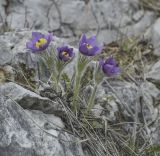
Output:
left=146, top=60, right=160, bottom=84
left=0, top=0, right=156, bottom=44
left=1, top=82, right=64, bottom=114
left=94, top=80, right=160, bottom=125
left=0, top=84, right=85, bottom=156
left=151, top=18, right=160, bottom=56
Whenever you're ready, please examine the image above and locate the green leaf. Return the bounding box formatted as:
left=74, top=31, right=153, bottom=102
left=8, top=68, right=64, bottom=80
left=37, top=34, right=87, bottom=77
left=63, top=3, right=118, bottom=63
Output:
left=145, top=144, right=160, bottom=154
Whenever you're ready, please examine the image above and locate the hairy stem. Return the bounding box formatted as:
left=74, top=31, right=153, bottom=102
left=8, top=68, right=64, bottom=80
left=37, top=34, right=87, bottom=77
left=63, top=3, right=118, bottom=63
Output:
left=72, top=53, right=90, bottom=113
left=85, top=84, right=98, bottom=114
left=72, top=71, right=82, bottom=113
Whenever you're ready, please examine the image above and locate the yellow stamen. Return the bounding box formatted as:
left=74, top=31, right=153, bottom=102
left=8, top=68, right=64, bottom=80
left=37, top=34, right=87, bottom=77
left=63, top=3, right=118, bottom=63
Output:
left=86, top=43, right=92, bottom=49
left=62, top=51, right=69, bottom=57
left=35, top=38, right=47, bottom=48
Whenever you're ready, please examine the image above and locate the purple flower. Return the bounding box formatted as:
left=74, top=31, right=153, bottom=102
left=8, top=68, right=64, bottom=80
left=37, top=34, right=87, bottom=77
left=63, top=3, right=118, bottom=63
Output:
left=99, top=56, right=120, bottom=76
left=26, top=32, right=52, bottom=52
left=57, top=45, right=75, bottom=62
left=79, top=34, right=102, bottom=56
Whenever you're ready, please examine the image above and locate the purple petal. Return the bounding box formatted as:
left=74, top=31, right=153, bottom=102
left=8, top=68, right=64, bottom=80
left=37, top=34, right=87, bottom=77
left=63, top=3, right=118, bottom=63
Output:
left=79, top=34, right=87, bottom=47
left=70, top=51, right=75, bottom=58
left=39, top=44, right=49, bottom=51
left=99, top=59, right=105, bottom=67
left=87, top=36, right=97, bottom=46
left=113, top=67, right=120, bottom=74
left=57, top=47, right=64, bottom=55
left=88, top=46, right=101, bottom=56
left=38, top=34, right=52, bottom=51
left=26, top=41, right=33, bottom=49
left=57, top=47, right=61, bottom=52
left=57, top=45, right=75, bottom=62
left=60, top=46, right=68, bottom=52
left=63, top=56, right=70, bottom=61
left=103, top=64, right=120, bottom=76
left=44, top=33, right=53, bottom=43
left=63, top=46, right=69, bottom=51
left=79, top=44, right=89, bottom=55
left=68, top=48, right=73, bottom=56
left=58, top=52, right=63, bottom=60
left=32, top=32, right=43, bottom=40
left=102, top=64, right=114, bottom=75
left=105, top=56, right=117, bottom=66
left=26, top=41, right=38, bottom=52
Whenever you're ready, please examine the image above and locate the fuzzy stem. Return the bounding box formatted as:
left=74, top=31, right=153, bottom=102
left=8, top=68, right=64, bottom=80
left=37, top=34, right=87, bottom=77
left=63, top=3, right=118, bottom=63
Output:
left=54, top=66, right=63, bottom=92
left=72, top=54, right=89, bottom=113
left=54, top=75, right=59, bottom=92
left=85, top=84, right=98, bottom=114
left=72, top=71, right=82, bottom=113
left=72, top=56, right=85, bottom=112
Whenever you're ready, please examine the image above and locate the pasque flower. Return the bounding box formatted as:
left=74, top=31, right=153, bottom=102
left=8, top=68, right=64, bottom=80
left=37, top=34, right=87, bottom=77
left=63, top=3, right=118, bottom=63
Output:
left=79, top=34, right=102, bottom=56
left=99, top=56, right=120, bottom=76
left=26, top=32, right=52, bottom=52
left=57, top=45, right=75, bottom=62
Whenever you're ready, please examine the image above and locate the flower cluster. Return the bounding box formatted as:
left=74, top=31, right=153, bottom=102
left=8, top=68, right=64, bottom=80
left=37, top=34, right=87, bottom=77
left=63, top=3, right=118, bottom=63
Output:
left=26, top=31, right=120, bottom=76
left=26, top=31, right=121, bottom=113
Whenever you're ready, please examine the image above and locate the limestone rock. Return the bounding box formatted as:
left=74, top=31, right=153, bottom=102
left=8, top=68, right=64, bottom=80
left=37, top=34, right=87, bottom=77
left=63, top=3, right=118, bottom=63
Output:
left=146, top=60, right=160, bottom=83
left=0, top=82, right=64, bottom=114
left=140, top=81, right=160, bottom=122
left=0, top=0, right=156, bottom=44
left=0, top=95, right=84, bottom=156
left=151, top=18, right=160, bottom=56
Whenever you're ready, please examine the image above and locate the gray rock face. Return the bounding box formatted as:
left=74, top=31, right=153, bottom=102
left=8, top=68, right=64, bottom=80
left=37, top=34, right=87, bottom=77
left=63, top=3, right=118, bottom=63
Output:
left=95, top=80, right=160, bottom=137
left=1, top=82, right=63, bottom=114
left=0, top=0, right=7, bottom=26
left=102, top=81, right=141, bottom=120
left=0, top=84, right=84, bottom=156
left=0, top=0, right=156, bottom=44
left=146, top=60, right=160, bottom=83
left=140, top=81, right=160, bottom=122
left=151, top=18, right=160, bottom=56
left=140, top=81, right=160, bottom=145
left=0, top=40, right=13, bottom=66
left=144, top=17, right=160, bottom=56
left=0, top=30, right=34, bottom=67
